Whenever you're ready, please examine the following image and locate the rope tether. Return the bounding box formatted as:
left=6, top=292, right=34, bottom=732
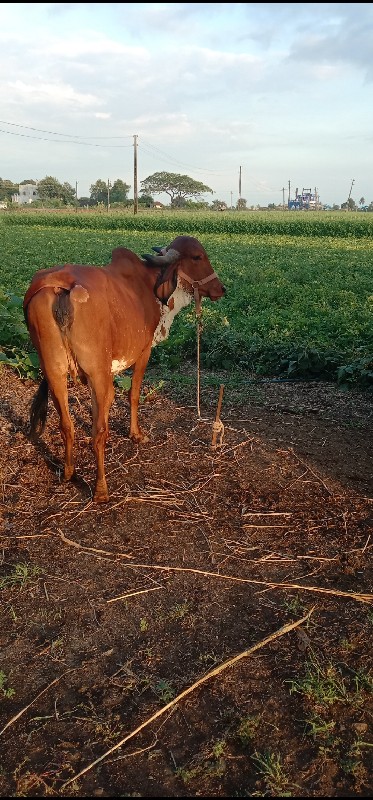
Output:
left=211, top=384, right=225, bottom=449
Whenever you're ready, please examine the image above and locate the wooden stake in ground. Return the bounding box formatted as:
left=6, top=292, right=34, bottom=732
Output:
left=211, top=384, right=225, bottom=449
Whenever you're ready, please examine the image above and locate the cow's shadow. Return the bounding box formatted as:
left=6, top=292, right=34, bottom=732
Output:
left=2, top=396, right=94, bottom=499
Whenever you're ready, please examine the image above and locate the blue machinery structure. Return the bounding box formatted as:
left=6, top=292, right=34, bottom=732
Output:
left=288, top=187, right=319, bottom=210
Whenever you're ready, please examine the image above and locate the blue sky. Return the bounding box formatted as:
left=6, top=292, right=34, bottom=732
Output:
left=1, top=2, right=372, bottom=207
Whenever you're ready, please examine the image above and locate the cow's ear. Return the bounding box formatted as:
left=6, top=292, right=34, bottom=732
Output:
left=154, top=265, right=178, bottom=304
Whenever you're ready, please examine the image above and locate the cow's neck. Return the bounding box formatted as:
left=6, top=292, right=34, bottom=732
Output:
left=152, top=279, right=192, bottom=346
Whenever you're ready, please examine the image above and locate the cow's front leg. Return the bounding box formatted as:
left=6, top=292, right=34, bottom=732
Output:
left=129, top=344, right=152, bottom=443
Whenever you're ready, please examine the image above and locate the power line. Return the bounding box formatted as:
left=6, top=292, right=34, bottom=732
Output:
left=0, top=119, right=133, bottom=139
left=0, top=127, right=133, bottom=148
left=140, top=139, right=227, bottom=175
left=1, top=118, right=287, bottom=195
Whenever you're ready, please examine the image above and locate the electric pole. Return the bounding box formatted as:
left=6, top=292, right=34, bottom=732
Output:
left=133, top=134, right=138, bottom=215
left=230, top=191, right=233, bottom=209
left=347, top=178, right=355, bottom=211
left=107, top=179, right=111, bottom=212
left=75, top=180, right=78, bottom=213
left=239, top=166, right=242, bottom=200
left=282, top=187, right=285, bottom=209
left=288, top=180, right=291, bottom=203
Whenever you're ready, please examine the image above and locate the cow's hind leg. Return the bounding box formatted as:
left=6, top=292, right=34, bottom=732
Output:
left=30, top=369, right=75, bottom=481
left=88, top=374, right=115, bottom=503
left=129, top=343, right=152, bottom=443
left=48, top=374, right=76, bottom=482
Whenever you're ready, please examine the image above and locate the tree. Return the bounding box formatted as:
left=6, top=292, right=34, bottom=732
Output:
left=359, top=197, right=366, bottom=207
left=139, top=194, right=154, bottom=208
left=0, top=178, right=19, bottom=202
left=61, top=182, right=76, bottom=204
left=236, top=198, right=247, bottom=210
left=110, top=179, right=130, bottom=204
left=89, top=178, right=130, bottom=205
left=140, top=172, right=213, bottom=206
left=341, top=198, right=357, bottom=211
left=211, top=199, right=228, bottom=211
left=89, top=179, right=108, bottom=205
left=38, top=176, right=75, bottom=204
left=78, top=196, right=96, bottom=207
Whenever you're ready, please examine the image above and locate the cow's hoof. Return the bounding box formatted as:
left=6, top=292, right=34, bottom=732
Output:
left=94, top=492, right=109, bottom=504
left=130, top=432, right=149, bottom=444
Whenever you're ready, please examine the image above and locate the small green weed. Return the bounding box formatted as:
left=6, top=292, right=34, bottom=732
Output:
left=251, top=750, right=292, bottom=796
left=114, top=373, right=165, bottom=404
left=114, top=373, right=132, bottom=391
left=282, top=595, right=308, bottom=616
left=175, top=740, right=227, bottom=784
left=286, top=656, right=372, bottom=708
left=304, top=713, right=336, bottom=742
left=0, top=670, right=15, bottom=699
left=168, top=602, right=189, bottom=620
left=236, top=715, right=260, bottom=746
left=340, top=738, right=373, bottom=778
left=0, top=562, right=42, bottom=590
left=153, top=679, right=175, bottom=704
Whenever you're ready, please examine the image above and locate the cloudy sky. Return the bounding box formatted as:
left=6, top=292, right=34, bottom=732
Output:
left=1, top=2, right=372, bottom=207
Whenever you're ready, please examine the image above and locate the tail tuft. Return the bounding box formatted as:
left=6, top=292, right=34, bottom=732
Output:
left=29, top=377, right=49, bottom=439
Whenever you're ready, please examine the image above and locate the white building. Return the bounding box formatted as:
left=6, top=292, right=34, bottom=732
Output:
left=12, top=183, right=40, bottom=204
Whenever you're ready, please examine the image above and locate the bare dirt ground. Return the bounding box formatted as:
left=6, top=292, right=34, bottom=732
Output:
left=0, top=364, right=372, bottom=798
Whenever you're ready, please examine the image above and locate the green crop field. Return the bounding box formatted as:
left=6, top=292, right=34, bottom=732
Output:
left=1, top=210, right=372, bottom=387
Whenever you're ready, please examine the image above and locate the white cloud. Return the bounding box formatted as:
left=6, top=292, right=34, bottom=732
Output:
left=33, top=34, right=148, bottom=60
left=6, top=80, right=102, bottom=109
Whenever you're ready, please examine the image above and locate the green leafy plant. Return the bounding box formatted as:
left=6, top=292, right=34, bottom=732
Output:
left=0, top=562, right=42, bottom=590
left=251, top=750, right=292, bottom=796
left=153, top=679, right=175, bottom=703
left=0, top=670, right=15, bottom=699
left=236, top=715, right=260, bottom=746
left=286, top=657, right=372, bottom=707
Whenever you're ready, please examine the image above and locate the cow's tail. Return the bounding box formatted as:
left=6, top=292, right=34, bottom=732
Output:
left=29, top=377, right=49, bottom=439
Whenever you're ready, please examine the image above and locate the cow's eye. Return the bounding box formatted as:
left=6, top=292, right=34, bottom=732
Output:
left=192, top=255, right=201, bottom=261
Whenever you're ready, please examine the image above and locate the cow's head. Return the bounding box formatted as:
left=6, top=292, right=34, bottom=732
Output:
left=142, top=235, right=226, bottom=308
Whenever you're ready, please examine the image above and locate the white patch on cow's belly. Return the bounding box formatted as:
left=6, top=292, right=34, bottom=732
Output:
left=152, top=282, right=192, bottom=346
left=111, top=358, right=129, bottom=374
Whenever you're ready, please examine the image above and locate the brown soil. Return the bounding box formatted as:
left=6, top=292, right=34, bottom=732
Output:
left=0, top=365, right=372, bottom=798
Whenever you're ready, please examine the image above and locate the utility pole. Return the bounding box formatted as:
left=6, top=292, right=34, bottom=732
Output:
left=133, top=134, right=138, bottom=215
left=347, top=178, right=355, bottom=211
left=107, top=179, right=111, bottom=212
left=230, top=191, right=233, bottom=209
left=75, top=180, right=78, bottom=213
left=282, top=187, right=285, bottom=209
left=288, top=180, right=291, bottom=203
left=239, top=166, right=242, bottom=200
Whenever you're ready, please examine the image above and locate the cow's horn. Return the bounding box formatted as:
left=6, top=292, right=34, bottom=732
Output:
left=141, top=248, right=180, bottom=266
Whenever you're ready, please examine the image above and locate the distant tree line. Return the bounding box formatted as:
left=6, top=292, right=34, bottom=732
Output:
left=1, top=173, right=373, bottom=211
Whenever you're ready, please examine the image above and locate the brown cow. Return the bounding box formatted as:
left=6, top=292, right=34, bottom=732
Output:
left=23, top=235, right=226, bottom=502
